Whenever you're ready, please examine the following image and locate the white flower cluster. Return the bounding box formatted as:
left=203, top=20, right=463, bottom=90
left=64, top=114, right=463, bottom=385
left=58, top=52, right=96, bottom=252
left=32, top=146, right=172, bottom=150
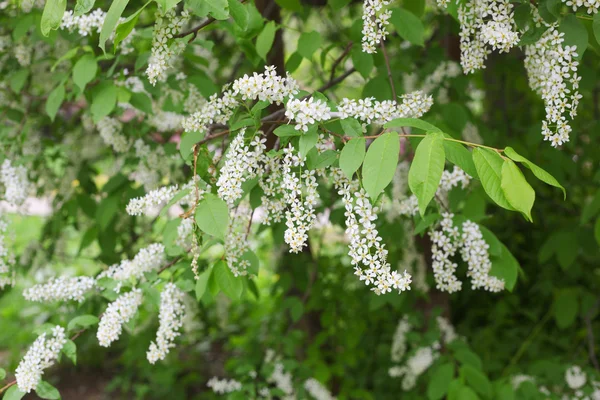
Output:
left=430, top=213, right=505, bottom=293
left=61, top=9, right=135, bottom=53
left=99, top=244, right=165, bottom=283
left=524, top=27, right=580, bottom=147
left=285, top=98, right=332, bottom=133
left=361, top=0, right=392, bottom=53
left=15, top=326, right=66, bottom=393
left=176, top=218, right=194, bottom=249
left=129, top=139, right=171, bottom=190
left=439, top=166, right=472, bottom=191
left=458, top=0, right=520, bottom=74
left=436, top=316, right=458, bottom=344
left=224, top=204, right=253, bottom=276
left=97, top=288, right=143, bottom=347
left=1, top=159, right=32, bottom=206
left=461, top=221, right=504, bottom=292
left=146, top=9, right=190, bottom=85
left=419, top=61, right=461, bottom=96
left=126, top=185, right=179, bottom=216
left=389, top=344, right=439, bottom=390
left=391, top=316, right=411, bottom=362
left=207, top=377, right=242, bottom=394
left=337, top=91, right=433, bottom=125
left=563, top=0, right=600, bottom=14
left=303, top=378, right=336, bottom=400
left=14, top=43, right=31, bottom=67
left=282, top=146, right=319, bottom=253
left=23, top=276, right=96, bottom=303
left=565, top=365, right=587, bottom=390
left=183, top=66, right=299, bottom=134
left=257, top=154, right=288, bottom=226
left=334, top=169, right=412, bottom=295
left=149, top=111, right=184, bottom=132
left=147, top=283, right=186, bottom=363
left=217, top=130, right=265, bottom=205
left=267, top=362, right=295, bottom=399
left=0, top=215, right=15, bottom=289
left=97, top=117, right=130, bottom=153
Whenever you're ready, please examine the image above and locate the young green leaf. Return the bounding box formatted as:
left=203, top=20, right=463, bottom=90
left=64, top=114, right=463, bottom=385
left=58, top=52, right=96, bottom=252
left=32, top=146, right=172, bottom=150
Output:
left=68, top=314, right=99, bottom=331
left=91, top=83, right=118, bottom=123
left=228, top=0, right=248, bottom=30
left=45, top=84, right=65, bottom=121
left=472, top=148, right=515, bottom=211
left=408, top=132, right=445, bottom=216
left=74, top=0, right=95, bottom=16
left=501, top=159, right=535, bottom=222
left=206, top=0, right=229, bottom=19
left=195, top=193, right=229, bottom=239
left=340, top=138, right=366, bottom=179
left=384, top=117, right=442, bottom=133
left=35, top=381, right=60, bottom=400
left=504, top=146, right=565, bottom=199
left=297, top=31, right=322, bottom=59
left=427, top=363, right=454, bottom=400
left=390, top=8, right=425, bottom=46
left=114, top=2, right=151, bottom=50
left=62, top=340, right=77, bottom=364
left=195, top=266, right=213, bottom=300
left=443, top=139, right=477, bottom=178
left=340, top=118, right=363, bottom=137
left=299, top=127, right=319, bottom=157
left=362, top=132, right=400, bottom=199
left=213, top=260, right=243, bottom=299
left=461, top=365, right=492, bottom=399
left=73, top=54, right=98, bottom=91
left=256, top=21, right=276, bottom=61
left=559, top=14, right=588, bottom=59
left=99, top=0, right=130, bottom=53
left=3, top=386, right=25, bottom=400
left=351, top=46, right=373, bottom=79
left=41, top=0, right=66, bottom=36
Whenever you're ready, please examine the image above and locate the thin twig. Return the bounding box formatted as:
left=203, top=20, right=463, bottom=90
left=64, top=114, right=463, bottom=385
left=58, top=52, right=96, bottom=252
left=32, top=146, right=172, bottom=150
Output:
left=330, top=42, right=353, bottom=83
left=380, top=39, right=396, bottom=100
left=584, top=298, right=600, bottom=371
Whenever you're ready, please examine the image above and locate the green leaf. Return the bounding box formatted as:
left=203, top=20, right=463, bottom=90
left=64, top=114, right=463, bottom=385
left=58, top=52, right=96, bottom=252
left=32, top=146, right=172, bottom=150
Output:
left=284, top=296, right=304, bottom=322
left=67, top=314, right=99, bottom=331
left=46, top=84, right=65, bottom=122
left=41, top=0, right=66, bottom=36
left=340, top=138, right=366, bottom=179
left=256, top=21, right=276, bottom=61
left=340, top=118, right=363, bottom=137
left=274, top=124, right=301, bottom=137
left=554, top=289, right=579, bottom=329
left=195, top=193, right=229, bottom=240
left=99, top=0, right=130, bottom=53
left=0, top=368, right=5, bottom=380
left=390, top=8, right=425, bottom=46
left=285, top=52, right=303, bottom=73
left=501, top=159, right=535, bottom=222
left=62, top=340, right=77, bottom=364
left=241, top=250, right=259, bottom=275
left=504, top=147, right=565, bottom=199
left=195, top=266, right=212, bottom=300
left=214, top=260, right=243, bottom=299
left=74, top=0, right=95, bottom=16
left=454, top=348, right=483, bottom=370
left=443, top=140, right=477, bottom=178
left=581, top=190, right=600, bottom=225
left=472, top=148, right=515, bottom=211
left=35, top=381, right=60, bottom=400
left=457, top=386, right=479, bottom=400
left=73, top=54, right=98, bottom=92
left=228, top=0, right=248, bottom=29
left=414, top=213, right=440, bottom=235
left=306, top=149, right=338, bottom=170
left=299, top=128, right=319, bottom=157
left=9, top=70, right=29, bottom=93
left=206, top=0, right=229, bottom=19
left=595, top=217, right=600, bottom=246
left=385, top=117, right=442, bottom=133
left=461, top=365, right=492, bottom=398
left=275, top=0, right=302, bottom=11
left=351, top=46, right=373, bottom=79
left=129, top=92, right=153, bottom=114
left=96, top=194, right=119, bottom=231
left=560, top=14, right=588, bottom=59
left=490, top=242, right=519, bottom=291
left=115, top=2, right=150, bottom=50
left=180, top=131, right=204, bottom=161
left=594, top=13, right=600, bottom=45
left=427, top=363, right=454, bottom=400
left=408, top=132, right=445, bottom=216
left=3, top=386, right=25, bottom=400
left=91, top=83, right=118, bottom=123
left=362, top=132, right=399, bottom=199
left=156, top=0, right=181, bottom=11
left=297, top=31, right=322, bottom=59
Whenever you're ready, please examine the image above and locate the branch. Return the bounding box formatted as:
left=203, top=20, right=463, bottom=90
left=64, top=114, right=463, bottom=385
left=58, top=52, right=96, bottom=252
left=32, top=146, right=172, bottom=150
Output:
left=330, top=42, right=353, bottom=83
left=584, top=298, right=600, bottom=371
left=380, top=39, right=397, bottom=100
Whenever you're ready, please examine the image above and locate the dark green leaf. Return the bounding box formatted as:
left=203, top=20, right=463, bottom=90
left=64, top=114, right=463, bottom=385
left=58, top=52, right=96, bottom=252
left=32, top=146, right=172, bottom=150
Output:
left=213, top=260, right=243, bottom=299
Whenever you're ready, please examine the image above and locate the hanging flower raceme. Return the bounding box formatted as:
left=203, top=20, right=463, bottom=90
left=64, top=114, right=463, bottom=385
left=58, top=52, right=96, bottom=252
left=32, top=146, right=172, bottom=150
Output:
left=97, top=288, right=143, bottom=347
left=207, top=377, right=243, bottom=394
left=391, top=316, right=411, bottom=363
left=303, top=378, right=336, bottom=400
left=337, top=91, right=433, bottom=125
left=61, top=9, right=135, bottom=53
left=389, top=344, right=440, bottom=390
left=0, top=214, right=15, bottom=289
left=1, top=159, right=32, bottom=206
left=361, top=0, right=392, bottom=53
left=147, top=283, right=186, bottom=363
left=23, top=276, right=97, bottom=303
left=98, top=243, right=166, bottom=284
left=97, top=117, right=130, bottom=153
left=15, top=326, right=67, bottom=393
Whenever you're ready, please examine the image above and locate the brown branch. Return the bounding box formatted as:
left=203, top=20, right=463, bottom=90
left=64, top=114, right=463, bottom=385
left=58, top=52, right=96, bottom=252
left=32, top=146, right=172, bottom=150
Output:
left=176, top=0, right=248, bottom=41
left=329, top=42, right=353, bottom=83
left=380, top=39, right=397, bottom=100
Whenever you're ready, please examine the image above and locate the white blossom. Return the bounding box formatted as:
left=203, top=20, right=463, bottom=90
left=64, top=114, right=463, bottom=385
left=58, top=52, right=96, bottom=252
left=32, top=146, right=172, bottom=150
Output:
left=61, top=9, right=135, bottom=53
left=436, top=316, right=458, bottom=344
left=97, top=288, right=143, bottom=347
left=0, top=214, right=15, bottom=289
left=389, top=345, right=439, bottom=390
left=147, top=283, right=186, bottom=363
left=337, top=91, right=433, bottom=125
left=99, top=244, right=165, bottom=282
left=461, top=221, right=504, bottom=292
left=285, top=98, right=331, bottom=133
left=207, top=377, right=242, bottom=394
left=565, top=365, right=587, bottom=390
left=15, top=326, right=66, bottom=393
left=1, top=159, right=32, bottom=206
left=23, top=276, right=96, bottom=303
left=361, top=0, right=392, bottom=53
left=304, top=378, right=336, bottom=400
left=126, top=185, right=180, bottom=216
left=563, top=0, right=600, bottom=14
left=97, top=117, right=130, bottom=153
left=391, top=317, right=411, bottom=362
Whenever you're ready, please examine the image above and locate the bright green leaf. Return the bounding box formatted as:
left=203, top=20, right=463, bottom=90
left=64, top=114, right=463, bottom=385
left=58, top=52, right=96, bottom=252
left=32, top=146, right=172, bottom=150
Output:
left=472, top=148, right=515, bottom=211
left=362, top=133, right=399, bottom=199
left=68, top=314, right=99, bottom=331
left=390, top=8, right=425, bottom=46
left=99, top=0, right=130, bottom=53
left=46, top=85, right=65, bottom=122
left=74, top=0, right=95, bottom=16
left=385, top=117, right=442, bottom=133
left=299, top=127, right=319, bottom=157
left=73, top=54, right=98, bottom=91
left=35, top=381, right=60, bottom=400
left=340, top=118, right=363, bottom=137
left=214, top=260, right=243, bottom=299
left=297, top=31, right=322, bottom=59
left=3, top=386, right=25, bottom=400
left=195, top=266, right=212, bottom=300
left=504, top=146, right=565, bottom=199
left=408, top=132, right=445, bottom=216
left=195, top=193, right=229, bottom=240
left=461, top=364, right=492, bottom=398
left=501, top=159, right=535, bottom=222
left=427, top=363, right=454, bottom=400
left=41, top=0, right=67, bottom=36
left=62, top=340, right=77, bottom=364
left=228, top=0, right=248, bottom=29
left=560, top=14, right=588, bottom=59
left=91, top=83, right=118, bottom=122
left=256, top=21, right=276, bottom=61
left=340, top=138, right=366, bottom=179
